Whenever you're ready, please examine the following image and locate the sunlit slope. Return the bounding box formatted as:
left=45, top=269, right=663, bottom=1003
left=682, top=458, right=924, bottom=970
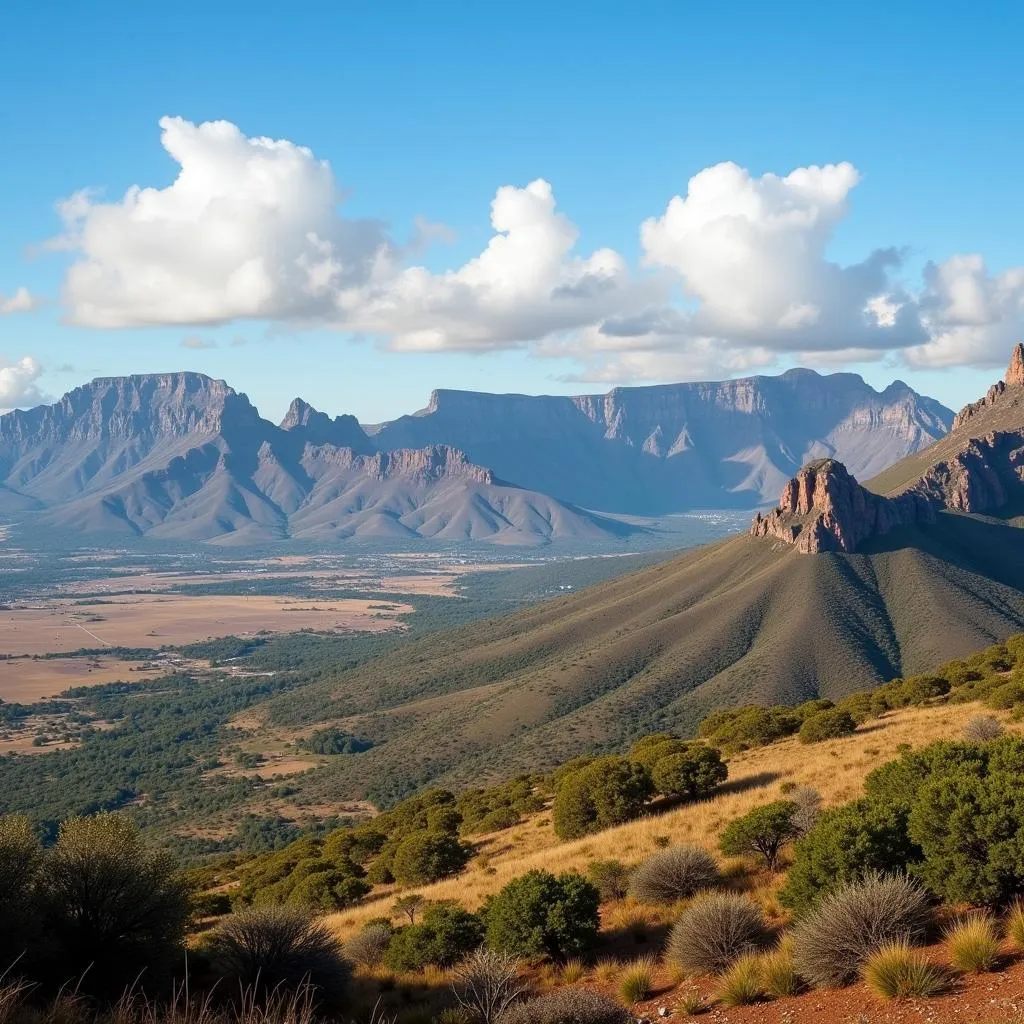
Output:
left=264, top=512, right=1024, bottom=803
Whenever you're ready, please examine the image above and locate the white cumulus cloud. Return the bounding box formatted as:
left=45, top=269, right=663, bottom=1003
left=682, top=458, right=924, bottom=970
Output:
left=0, top=357, right=45, bottom=411
left=0, top=287, right=43, bottom=315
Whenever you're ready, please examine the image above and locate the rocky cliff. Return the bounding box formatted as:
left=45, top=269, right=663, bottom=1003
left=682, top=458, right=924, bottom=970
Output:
left=751, top=459, right=933, bottom=553
left=370, top=370, right=953, bottom=514
left=754, top=345, right=1024, bottom=553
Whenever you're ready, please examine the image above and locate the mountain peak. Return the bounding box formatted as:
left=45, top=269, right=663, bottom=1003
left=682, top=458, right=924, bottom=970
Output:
left=279, top=398, right=373, bottom=453
left=1008, top=342, right=1024, bottom=388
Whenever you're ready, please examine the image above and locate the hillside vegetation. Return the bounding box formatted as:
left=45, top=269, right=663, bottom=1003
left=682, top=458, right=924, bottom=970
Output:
left=253, top=511, right=1024, bottom=806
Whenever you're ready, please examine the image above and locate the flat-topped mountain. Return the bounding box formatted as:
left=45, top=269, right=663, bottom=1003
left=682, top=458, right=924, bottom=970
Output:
left=368, top=370, right=953, bottom=513
left=0, top=374, right=631, bottom=545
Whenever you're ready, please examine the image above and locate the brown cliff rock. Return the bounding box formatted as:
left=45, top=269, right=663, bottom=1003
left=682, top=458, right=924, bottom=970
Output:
left=952, top=343, right=1024, bottom=429
left=751, top=459, right=933, bottom=553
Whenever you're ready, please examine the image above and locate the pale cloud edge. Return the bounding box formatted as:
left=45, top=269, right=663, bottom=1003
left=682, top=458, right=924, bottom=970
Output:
left=49, top=117, right=1024, bottom=382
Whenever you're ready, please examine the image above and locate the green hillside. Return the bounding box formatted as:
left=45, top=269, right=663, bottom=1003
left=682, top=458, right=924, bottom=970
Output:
left=262, top=510, right=1024, bottom=806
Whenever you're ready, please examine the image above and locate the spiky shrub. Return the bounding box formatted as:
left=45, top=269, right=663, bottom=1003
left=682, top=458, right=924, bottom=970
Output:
left=790, top=873, right=931, bottom=988
left=665, top=892, right=767, bottom=975
left=560, top=959, right=587, bottom=984
left=500, top=988, right=628, bottom=1024
left=677, top=990, right=708, bottom=1016
left=788, top=786, right=823, bottom=838
left=617, top=958, right=655, bottom=1004
left=945, top=915, right=1000, bottom=973
left=962, top=715, right=1004, bottom=742
left=345, top=923, right=394, bottom=968
left=1007, top=901, right=1024, bottom=947
left=758, top=939, right=800, bottom=998
left=716, top=953, right=764, bottom=1007
left=861, top=941, right=946, bottom=999
left=208, top=904, right=351, bottom=1007
left=451, top=948, right=527, bottom=1024
left=628, top=846, right=719, bottom=904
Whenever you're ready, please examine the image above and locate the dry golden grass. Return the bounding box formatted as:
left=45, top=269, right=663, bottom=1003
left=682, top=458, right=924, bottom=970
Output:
left=0, top=655, right=161, bottom=703
left=326, top=699, right=1019, bottom=941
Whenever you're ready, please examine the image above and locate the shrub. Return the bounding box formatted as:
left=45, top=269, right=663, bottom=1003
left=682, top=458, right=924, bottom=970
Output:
left=861, top=941, right=946, bottom=999
left=697, top=706, right=802, bottom=752
left=560, top=958, right=587, bottom=983
left=393, top=892, right=427, bottom=924
left=483, top=870, right=600, bottom=962
left=665, top=892, right=767, bottom=975
left=790, top=873, right=931, bottom=988
left=209, top=904, right=351, bottom=1006
left=759, top=940, right=800, bottom=998
left=629, top=734, right=689, bottom=768
left=0, top=815, right=42, bottom=967
left=945, top=915, right=1000, bottom=973
left=779, top=798, right=918, bottom=914
left=677, top=990, right=708, bottom=1016
left=552, top=757, right=654, bottom=840
left=717, top=954, right=764, bottom=1007
left=984, top=680, right=1024, bottom=710
left=906, top=737, right=1024, bottom=906
left=1007, top=901, right=1024, bottom=947
left=618, top=957, right=655, bottom=1004
left=385, top=902, right=484, bottom=971
left=287, top=871, right=370, bottom=911
left=719, top=801, right=797, bottom=870
left=501, top=989, right=628, bottom=1024
left=962, top=715, right=1004, bottom=742
left=38, top=813, right=190, bottom=997
left=451, top=948, right=527, bottom=1024
left=789, top=785, right=822, bottom=837
left=649, top=746, right=727, bottom=801
left=390, top=830, right=470, bottom=885
left=798, top=709, right=856, bottom=744
left=345, top=923, right=393, bottom=968
left=587, top=860, right=630, bottom=902
left=629, top=846, right=719, bottom=904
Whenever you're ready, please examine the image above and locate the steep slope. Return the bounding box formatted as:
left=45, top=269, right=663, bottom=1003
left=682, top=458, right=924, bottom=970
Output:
left=368, top=370, right=953, bottom=513
left=0, top=375, right=633, bottom=545
left=253, top=350, right=1024, bottom=802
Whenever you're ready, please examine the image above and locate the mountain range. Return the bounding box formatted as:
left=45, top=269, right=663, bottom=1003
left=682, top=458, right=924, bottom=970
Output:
left=251, top=347, right=1024, bottom=802
left=0, top=368, right=952, bottom=545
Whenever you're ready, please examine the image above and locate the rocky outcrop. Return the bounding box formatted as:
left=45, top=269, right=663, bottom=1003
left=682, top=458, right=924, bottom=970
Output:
left=751, top=459, right=934, bottom=553
left=279, top=397, right=373, bottom=453
left=952, top=343, right=1024, bottom=429
left=300, top=444, right=495, bottom=484
left=911, top=432, right=1024, bottom=513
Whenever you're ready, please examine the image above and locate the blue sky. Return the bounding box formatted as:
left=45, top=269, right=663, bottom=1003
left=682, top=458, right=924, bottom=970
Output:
left=1, top=0, right=1022, bottom=422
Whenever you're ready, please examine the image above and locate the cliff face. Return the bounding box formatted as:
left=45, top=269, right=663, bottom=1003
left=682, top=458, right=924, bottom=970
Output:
left=751, top=459, right=933, bottom=553
left=754, top=345, right=1024, bottom=553
left=371, top=370, right=953, bottom=514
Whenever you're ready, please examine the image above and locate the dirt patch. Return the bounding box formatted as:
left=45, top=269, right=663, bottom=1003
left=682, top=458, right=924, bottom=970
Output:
left=0, top=656, right=161, bottom=703
left=0, top=595, right=412, bottom=656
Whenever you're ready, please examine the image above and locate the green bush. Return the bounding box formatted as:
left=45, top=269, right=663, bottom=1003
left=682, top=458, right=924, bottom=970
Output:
left=483, top=870, right=600, bottom=962
left=779, top=798, right=918, bottom=914
left=650, top=746, right=728, bottom=801
left=697, top=706, right=802, bottom=753
left=552, top=757, right=653, bottom=840
left=719, top=800, right=797, bottom=870
left=790, top=873, right=931, bottom=988
left=0, top=815, right=42, bottom=967
left=798, top=709, right=856, bottom=744
left=628, top=846, right=719, bottom=904
left=390, top=830, right=471, bottom=885
left=586, top=859, right=631, bottom=902
left=984, top=680, right=1024, bottom=710
left=38, top=813, right=190, bottom=997
left=384, top=902, right=484, bottom=971
left=628, top=734, right=689, bottom=768
left=287, top=871, right=370, bottom=911
left=209, top=904, right=351, bottom=1006
left=664, top=892, right=766, bottom=975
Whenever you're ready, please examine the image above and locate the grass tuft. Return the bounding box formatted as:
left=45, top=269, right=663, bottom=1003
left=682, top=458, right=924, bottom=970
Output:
left=861, top=942, right=947, bottom=1000
left=946, top=915, right=1000, bottom=974
left=716, top=954, right=764, bottom=1007
left=758, top=939, right=800, bottom=998
left=618, top=957, right=656, bottom=1004
left=560, top=958, right=587, bottom=984
left=1006, top=901, right=1024, bottom=948
left=677, top=990, right=708, bottom=1016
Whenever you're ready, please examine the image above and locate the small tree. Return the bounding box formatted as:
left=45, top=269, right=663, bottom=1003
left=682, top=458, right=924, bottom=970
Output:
left=384, top=902, right=484, bottom=971
left=720, top=801, right=797, bottom=870
left=39, top=813, right=190, bottom=997
left=798, top=709, right=856, bottom=744
left=552, top=757, right=653, bottom=840
left=0, top=815, right=43, bottom=967
left=586, top=860, right=630, bottom=902
left=393, top=892, right=427, bottom=924
left=391, top=830, right=470, bottom=885
left=483, top=870, right=600, bottom=962
left=650, top=746, right=728, bottom=801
